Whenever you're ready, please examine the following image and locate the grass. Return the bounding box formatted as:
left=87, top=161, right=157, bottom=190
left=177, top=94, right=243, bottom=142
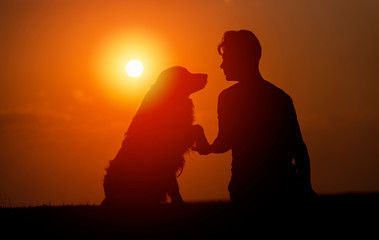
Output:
left=1, top=194, right=378, bottom=239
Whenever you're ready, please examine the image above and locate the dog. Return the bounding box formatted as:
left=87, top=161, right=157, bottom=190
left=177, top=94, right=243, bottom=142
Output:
left=102, top=66, right=208, bottom=206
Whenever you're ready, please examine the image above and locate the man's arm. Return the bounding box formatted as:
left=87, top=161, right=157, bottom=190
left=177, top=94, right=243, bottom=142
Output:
left=294, top=136, right=312, bottom=189
left=192, top=92, right=231, bottom=155
left=210, top=91, right=232, bottom=154
left=211, top=133, right=231, bottom=154
left=289, top=100, right=312, bottom=190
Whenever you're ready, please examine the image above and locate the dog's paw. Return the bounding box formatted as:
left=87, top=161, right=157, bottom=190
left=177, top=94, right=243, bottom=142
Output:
left=192, top=124, right=205, bottom=136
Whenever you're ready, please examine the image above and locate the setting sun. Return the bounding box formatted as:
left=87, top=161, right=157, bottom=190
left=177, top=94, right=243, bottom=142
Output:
left=126, top=60, right=144, bottom=78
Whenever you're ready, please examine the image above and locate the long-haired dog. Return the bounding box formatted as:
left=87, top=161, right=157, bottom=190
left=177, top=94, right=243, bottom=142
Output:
left=102, top=66, right=208, bottom=205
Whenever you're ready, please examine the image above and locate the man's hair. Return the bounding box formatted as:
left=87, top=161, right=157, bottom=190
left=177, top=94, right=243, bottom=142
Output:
left=217, top=30, right=262, bottom=62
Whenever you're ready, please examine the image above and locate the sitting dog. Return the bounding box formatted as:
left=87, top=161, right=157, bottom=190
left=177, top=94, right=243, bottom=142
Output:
left=102, top=66, right=208, bottom=205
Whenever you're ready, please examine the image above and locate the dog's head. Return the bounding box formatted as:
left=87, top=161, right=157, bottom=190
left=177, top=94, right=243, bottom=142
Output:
left=154, top=66, right=207, bottom=98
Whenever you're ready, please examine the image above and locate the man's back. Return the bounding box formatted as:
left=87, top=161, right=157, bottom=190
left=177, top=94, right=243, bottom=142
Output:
left=217, top=80, right=304, bottom=203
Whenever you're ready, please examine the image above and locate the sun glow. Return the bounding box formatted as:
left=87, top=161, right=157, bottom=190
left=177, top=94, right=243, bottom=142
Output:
left=93, top=29, right=172, bottom=104
left=126, top=60, right=144, bottom=78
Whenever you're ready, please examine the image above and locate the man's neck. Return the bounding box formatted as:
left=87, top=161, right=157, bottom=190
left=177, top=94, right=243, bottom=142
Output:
left=239, top=70, right=263, bottom=83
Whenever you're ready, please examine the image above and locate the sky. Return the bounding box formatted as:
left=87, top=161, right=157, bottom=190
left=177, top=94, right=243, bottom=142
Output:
left=0, top=0, right=378, bottom=206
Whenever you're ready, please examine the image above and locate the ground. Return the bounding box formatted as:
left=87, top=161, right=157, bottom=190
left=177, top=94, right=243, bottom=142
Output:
left=1, top=194, right=378, bottom=239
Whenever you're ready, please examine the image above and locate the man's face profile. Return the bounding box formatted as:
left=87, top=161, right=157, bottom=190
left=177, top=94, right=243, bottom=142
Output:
left=220, top=49, right=252, bottom=82
left=220, top=49, right=241, bottom=81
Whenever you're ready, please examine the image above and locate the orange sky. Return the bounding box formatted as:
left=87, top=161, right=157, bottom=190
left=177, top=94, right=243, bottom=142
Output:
left=1, top=0, right=378, bottom=206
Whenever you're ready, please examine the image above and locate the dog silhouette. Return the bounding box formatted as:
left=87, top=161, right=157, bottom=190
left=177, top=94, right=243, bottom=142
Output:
left=102, top=66, right=207, bottom=205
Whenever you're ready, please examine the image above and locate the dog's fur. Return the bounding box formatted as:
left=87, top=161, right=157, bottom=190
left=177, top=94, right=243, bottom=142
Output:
left=102, top=66, right=207, bottom=205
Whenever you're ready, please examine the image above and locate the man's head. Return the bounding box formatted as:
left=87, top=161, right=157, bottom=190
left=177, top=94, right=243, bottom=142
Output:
left=218, top=30, right=262, bottom=81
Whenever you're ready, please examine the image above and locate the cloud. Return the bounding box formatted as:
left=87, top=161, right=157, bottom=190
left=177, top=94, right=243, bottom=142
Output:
left=0, top=112, right=38, bottom=127
left=0, top=106, right=72, bottom=133
left=72, top=90, right=94, bottom=104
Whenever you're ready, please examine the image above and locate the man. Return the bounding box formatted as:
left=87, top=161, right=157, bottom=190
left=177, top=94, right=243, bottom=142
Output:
left=196, top=30, right=315, bottom=207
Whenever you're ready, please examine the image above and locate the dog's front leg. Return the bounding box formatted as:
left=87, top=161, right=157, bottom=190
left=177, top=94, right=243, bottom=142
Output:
left=192, top=124, right=211, bottom=155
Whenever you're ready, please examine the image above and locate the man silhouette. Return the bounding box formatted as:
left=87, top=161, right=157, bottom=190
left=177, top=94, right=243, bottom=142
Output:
left=196, top=30, right=315, bottom=207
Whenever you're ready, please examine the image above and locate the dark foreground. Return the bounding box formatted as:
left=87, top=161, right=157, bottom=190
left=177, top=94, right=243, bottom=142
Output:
left=1, top=194, right=378, bottom=239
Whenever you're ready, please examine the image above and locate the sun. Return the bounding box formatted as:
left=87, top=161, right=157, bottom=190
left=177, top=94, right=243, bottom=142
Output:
left=126, top=60, right=144, bottom=78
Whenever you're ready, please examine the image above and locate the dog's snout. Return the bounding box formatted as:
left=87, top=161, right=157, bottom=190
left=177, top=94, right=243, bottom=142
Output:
left=202, top=74, right=208, bottom=86
left=196, top=73, right=207, bottom=87
left=195, top=73, right=207, bottom=83
left=187, top=73, right=207, bottom=94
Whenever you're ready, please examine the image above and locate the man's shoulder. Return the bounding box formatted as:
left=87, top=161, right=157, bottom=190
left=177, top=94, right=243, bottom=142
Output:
left=262, top=80, right=292, bottom=103
left=218, top=80, right=293, bottom=105
left=219, top=83, right=241, bottom=99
